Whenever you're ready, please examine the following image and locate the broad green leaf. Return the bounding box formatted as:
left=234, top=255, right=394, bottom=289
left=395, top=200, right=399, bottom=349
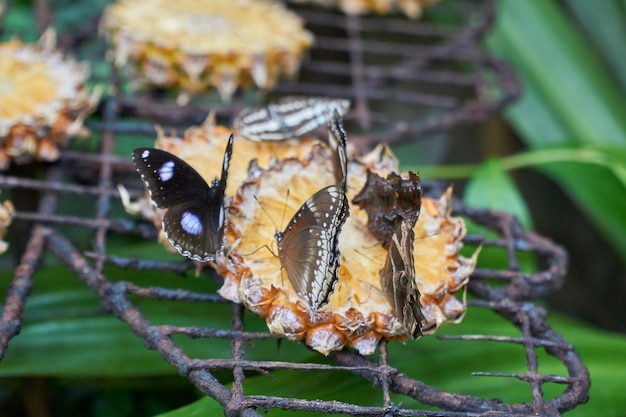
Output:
left=464, top=158, right=533, bottom=229
left=487, top=1, right=626, bottom=147
left=564, top=0, right=626, bottom=93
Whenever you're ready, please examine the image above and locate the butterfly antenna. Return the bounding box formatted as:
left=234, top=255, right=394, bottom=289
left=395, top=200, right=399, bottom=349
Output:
left=253, top=195, right=279, bottom=230
left=354, top=248, right=380, bottom=267
left=246, top=195, right=279, bottom=259
left=279, top=189, right=290, bottom=232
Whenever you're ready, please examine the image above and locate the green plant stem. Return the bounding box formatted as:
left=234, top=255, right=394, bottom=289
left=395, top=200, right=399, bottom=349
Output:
left=411, top=148, right=616, bottom=180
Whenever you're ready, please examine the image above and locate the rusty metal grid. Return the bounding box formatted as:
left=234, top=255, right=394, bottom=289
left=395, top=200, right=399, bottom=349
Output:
left=0, top=0, right=589, bottom=416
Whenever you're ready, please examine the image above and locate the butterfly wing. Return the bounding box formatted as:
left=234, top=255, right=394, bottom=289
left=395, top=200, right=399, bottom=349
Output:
left=132, top=135, right=233, bottom=261
left=236, top=97, right=350, bottom=141
left=327, top=109, right=348, bottom=192
left=132, top=148, right=213, bottom=208
left=162, top=200, right=225, bottom=261
left=380, top=220, right=425, bottom=338
left=276, top=185, right=349, bottom=310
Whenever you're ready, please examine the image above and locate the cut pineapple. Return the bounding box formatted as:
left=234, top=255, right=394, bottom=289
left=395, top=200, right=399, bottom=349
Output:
left=100, top=0, right=314, bottom=102
left=219, top=142, right=477, bottom=355
left=0, top=33, right=99, bottom=169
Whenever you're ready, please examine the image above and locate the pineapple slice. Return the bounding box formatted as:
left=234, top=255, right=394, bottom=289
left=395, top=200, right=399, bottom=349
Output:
left=219, top=142, right=477, bottom=355
left=0, top=33, right=99, bottom=169
left=100, top=0, right=314, bottom=102
left=291, top=0, right=440, bottom=19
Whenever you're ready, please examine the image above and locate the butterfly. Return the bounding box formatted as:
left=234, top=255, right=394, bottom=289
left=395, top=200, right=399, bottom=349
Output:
left=275, top=185, right=349, bottom=311
left=132, top=134, right=234, bottom=262
left=352, top=170, right=422, bottom=247
left=380, top=219, right=425, bottom=338
left=235, top=96, right=350, bottom=142
left=274, top=111, right=350, bottom=310
left=327, top=108, right=348, bottom=191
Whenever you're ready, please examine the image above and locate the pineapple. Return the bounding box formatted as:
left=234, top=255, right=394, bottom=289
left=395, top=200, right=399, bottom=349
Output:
left=219, top=142, right=477, bottom=355
left=0, top=32, right=99, bottom=169
left=100, top=0, right=314, bottom=103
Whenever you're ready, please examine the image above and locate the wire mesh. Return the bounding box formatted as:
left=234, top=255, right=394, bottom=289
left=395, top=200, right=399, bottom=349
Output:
left=0, top=0, right=589, bottom=416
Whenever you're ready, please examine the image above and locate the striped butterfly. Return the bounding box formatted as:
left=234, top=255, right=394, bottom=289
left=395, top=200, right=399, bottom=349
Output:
left=235, top=96, right=350, bottom=142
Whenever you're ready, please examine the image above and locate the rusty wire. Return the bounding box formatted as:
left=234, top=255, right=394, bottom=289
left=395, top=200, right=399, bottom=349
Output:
left=0, top=0, right=589, bottom=415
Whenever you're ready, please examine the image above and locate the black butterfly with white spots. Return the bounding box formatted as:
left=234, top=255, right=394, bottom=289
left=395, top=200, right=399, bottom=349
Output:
left=132, top=134, right=233, bottom=262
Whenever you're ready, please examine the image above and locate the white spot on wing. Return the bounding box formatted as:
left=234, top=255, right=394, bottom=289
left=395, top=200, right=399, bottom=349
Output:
left=181, top=211, right=203, bottom=235
left=159, top=161, right=175, bottom=182
left=141, top=149, right=150, bottom=159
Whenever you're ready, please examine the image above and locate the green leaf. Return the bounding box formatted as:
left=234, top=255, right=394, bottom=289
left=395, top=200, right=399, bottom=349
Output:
left=464, top=158, right=533, bottom=229
left=487, top=0, right=626, bottom=148
left=563, top=0, right=626, bottom=93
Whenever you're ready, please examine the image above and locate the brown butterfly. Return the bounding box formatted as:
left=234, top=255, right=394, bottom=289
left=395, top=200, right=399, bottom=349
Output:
left=379, top=219, right=425, bottom=338
left=352, top=170, right=421, bottom=248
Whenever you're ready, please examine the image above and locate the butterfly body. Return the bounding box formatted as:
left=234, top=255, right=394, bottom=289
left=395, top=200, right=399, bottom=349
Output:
left=132, top=134, right=233, bottom=262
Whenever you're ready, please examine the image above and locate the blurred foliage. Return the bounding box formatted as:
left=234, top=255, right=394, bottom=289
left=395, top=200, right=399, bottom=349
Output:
left=413, top=1, right=626, bottom=266
left=1, top=0, right=625, bottom=416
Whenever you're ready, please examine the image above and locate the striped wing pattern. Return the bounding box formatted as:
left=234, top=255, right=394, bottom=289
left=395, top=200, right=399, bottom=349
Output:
left=275, top=185, right=349, bottom=310
left=236, top=96, right=350, bottom=141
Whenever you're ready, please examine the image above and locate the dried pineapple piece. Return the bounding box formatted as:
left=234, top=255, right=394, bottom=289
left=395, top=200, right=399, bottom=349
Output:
left=100, top=0, right=314, bottom=102
left=0, top=33, right=99, bottom=169
left=291, top=0, right=440, bottom=19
